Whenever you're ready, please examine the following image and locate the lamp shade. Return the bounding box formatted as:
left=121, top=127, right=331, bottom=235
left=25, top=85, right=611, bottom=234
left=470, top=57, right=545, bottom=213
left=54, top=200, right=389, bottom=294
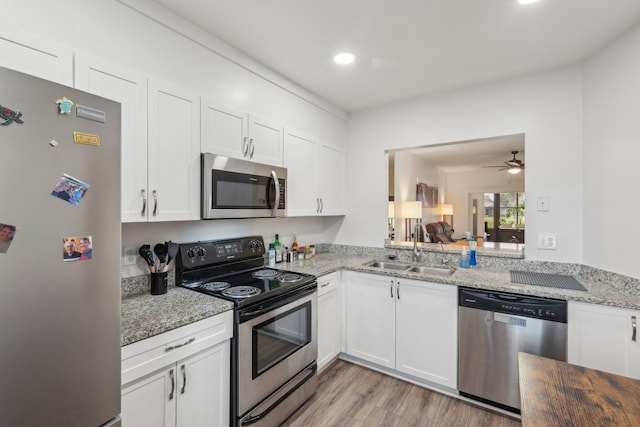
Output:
left=441, top=204, right=454, bottom=216
left=388, top=201, right=395, bottom=218
left=402, top=201, right=422, bottom=219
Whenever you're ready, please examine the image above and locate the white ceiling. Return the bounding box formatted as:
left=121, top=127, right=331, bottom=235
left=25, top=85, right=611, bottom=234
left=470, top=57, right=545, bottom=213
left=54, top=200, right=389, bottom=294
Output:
left=151, top=0, right=640, bottom=113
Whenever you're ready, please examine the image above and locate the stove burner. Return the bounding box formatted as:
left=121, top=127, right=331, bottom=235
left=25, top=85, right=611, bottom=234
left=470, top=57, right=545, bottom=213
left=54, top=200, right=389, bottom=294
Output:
left=252, top=269, right=280, bottom=279
left=280, top=273, right=303, bottom=282
left=201, top=281, right=231, bottom=292
left=222, top=286, right=262, bottom=299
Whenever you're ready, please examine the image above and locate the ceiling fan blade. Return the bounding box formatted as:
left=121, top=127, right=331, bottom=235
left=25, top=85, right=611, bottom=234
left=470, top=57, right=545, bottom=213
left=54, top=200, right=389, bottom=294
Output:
left=482, top=165, right=504, bottom=168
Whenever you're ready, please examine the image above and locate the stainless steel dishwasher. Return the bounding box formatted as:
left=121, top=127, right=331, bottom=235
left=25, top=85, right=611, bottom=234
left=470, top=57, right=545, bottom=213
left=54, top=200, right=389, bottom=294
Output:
left=458, top=287, right=567, bottom=412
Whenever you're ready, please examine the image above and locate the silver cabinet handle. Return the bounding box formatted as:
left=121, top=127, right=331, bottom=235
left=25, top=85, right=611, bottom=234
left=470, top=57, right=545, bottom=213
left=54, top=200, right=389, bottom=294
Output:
left=633, top=316, right=637, bottom=342
left=152, top=190, right=158, bottom=216
left=140, top=189, right=147, bottom=216
left=242, top=136, right=249, bottom=156
left=320, top=282, right=330, bottom=288
left=169, top=369, right=175, bottom=400
left=270, top=170, right=280, bottom=217
left=397, top=283, right=400, bottom=299
left=390, top=280, right=394, bottom=298
left=319, top=198, right=324, bottom=214
left=249, top=138, right=255, bottom=158
left=180, top=364, right=186, bottom=394
left=165, top=337, right=195, bottom=352
left=317, top=198, right=321, bottom=214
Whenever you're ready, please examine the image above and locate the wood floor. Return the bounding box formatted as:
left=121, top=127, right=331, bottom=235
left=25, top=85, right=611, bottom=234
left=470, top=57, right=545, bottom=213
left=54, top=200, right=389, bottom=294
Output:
left=282, top=360, right=521, bottom=427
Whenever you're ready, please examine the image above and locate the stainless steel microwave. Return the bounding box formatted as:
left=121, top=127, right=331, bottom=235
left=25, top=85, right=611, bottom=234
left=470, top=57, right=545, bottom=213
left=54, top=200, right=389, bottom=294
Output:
left=201, top=153, right=286, bottom=219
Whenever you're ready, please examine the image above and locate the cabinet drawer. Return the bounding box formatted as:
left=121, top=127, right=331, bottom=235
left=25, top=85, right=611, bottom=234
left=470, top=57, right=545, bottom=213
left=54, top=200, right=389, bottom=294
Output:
left=122, top=311, right=233, bottom=386
left=317, top=272, right=338, bottom=296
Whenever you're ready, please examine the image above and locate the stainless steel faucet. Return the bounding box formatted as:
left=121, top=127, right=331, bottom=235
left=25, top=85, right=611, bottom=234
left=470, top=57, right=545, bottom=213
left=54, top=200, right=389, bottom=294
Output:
left=439, top=242, right=450, bottom=265
left=412, top=222, right=428, bottom=262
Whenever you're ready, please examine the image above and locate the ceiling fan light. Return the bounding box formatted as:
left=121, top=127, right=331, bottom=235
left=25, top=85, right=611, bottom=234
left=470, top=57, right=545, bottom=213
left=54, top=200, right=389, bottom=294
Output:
left=334, top=52, right=355, bottom=65
left=508, top=167, right=521, bottom=174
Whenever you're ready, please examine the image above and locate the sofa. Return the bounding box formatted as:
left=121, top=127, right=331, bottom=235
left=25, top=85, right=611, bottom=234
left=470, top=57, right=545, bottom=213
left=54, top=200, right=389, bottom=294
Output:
left=425, top=221, right=455, bottom=243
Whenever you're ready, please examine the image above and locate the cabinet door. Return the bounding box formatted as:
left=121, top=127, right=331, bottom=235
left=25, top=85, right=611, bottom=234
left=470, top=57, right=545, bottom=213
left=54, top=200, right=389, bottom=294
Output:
left=122, top=367, right=175, bottom=427
left=345, top=272, right=395, bottom=368
left=148, top=80, right=200, bottom=221
left=318, top=273, right=340, bottom=371
left=0, top=26, right=73, bottom=85
left=395, top=279, right=458, bottom=388
left=317, top=144, right=345, bottom=215
left=176, top=342, right=230, bottom=427
left=74, top=54, right=148, bottom=222
left=201, top=100, right=248, bottom=160
left=568, top=302, right=640, bottom=379
left=248, top=115, right=283, bottom=166
left=284, top=130, right=318, bottom=216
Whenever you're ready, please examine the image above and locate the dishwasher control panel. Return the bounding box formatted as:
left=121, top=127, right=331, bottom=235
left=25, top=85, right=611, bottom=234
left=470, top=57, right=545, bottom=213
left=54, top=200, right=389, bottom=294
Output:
left=459, top=287, right=567, bottom=323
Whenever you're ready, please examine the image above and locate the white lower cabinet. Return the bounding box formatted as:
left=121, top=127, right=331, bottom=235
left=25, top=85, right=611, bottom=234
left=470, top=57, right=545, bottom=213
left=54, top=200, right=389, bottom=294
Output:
left=345, top=271, right=457, bottom=389
left=317, top=272, right=341, bottom=371
left=121, top=312, right=233, bottom=427
left=568, top=301, right=640, bottom=379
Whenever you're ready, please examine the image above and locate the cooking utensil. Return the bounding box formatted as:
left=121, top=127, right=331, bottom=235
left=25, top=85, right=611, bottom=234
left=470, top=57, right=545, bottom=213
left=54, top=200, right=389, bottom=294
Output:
left=165, top=241, right=179, bottom=272
left=138, top=244, right=156, bottom=273
left=153, top=243, right=166, bottom=271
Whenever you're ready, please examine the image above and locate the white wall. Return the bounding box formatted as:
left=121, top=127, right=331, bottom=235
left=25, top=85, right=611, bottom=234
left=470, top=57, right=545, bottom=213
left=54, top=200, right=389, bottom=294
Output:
left=583, top=24, right=640, bottom=278
left=342, top=66, right=584, bottom=263
left=0, top=0, right=347, bottom=277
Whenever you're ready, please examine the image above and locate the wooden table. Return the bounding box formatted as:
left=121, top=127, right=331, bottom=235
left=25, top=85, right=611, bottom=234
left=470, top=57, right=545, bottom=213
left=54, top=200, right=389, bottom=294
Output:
left=518, top=352, right=640, bottom=427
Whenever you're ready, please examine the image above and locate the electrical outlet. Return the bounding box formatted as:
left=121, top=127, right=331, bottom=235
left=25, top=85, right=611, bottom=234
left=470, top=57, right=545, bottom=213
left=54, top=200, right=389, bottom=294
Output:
left=537, top=234, right=557, bottom=250
left=123, top=246, right=137, bottom=266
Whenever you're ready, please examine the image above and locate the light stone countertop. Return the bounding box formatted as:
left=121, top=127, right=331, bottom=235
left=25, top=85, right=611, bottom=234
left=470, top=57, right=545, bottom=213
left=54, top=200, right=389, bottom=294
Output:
left=121, top=247, right=640, bottom=347
left=121, top=287, right=233, bottom=347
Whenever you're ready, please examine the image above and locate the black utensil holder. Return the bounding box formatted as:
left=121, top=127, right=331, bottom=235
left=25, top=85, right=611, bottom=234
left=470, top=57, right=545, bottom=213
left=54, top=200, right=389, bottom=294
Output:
left=150, top=271, right=168, bottom=295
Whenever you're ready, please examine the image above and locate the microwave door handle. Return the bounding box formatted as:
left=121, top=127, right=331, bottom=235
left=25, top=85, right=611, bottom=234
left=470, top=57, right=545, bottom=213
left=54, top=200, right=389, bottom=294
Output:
left=270, top=170, right=280, bottom=217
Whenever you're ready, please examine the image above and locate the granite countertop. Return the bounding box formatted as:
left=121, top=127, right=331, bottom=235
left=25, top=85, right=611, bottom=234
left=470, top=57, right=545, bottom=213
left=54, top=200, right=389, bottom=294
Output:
left=121, top=250, right=640, bottom=347
left=275, top=253, right=640, bottom=311
left=121, top=287, right=233, bottom=347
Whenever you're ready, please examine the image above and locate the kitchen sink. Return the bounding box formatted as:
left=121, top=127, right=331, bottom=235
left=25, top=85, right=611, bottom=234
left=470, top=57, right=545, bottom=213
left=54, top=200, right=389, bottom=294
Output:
left=366, top=261, right=411, bottom=271
left=407, top=266, right=454, bottom=276
left=365, top=261, right=455, bottom=276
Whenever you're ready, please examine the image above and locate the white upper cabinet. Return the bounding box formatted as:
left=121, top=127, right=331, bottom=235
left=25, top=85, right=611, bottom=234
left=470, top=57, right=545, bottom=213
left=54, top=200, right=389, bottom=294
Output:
left=201, top=100, right=283, bottom=166
left=74, top=54, right=149, bottom=222
left=284, top=128, right=345, bottom=216
left=148, top=80, right=201, bottom=222
left=0, top=25, right=73, bottom=86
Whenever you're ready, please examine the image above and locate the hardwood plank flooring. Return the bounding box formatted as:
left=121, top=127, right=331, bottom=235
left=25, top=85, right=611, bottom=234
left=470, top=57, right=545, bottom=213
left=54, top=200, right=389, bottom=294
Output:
left=282, top=360, right=521, bottom=427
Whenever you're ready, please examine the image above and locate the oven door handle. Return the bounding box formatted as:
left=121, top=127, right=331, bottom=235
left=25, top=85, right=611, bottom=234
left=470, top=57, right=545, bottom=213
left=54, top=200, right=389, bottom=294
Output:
left=238, top=284, right=316, bottom=322
left=240, top=363, right=317, bottom=426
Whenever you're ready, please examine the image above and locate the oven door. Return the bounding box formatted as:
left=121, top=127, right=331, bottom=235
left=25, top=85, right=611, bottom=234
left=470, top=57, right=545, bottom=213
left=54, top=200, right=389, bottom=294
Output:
left=202, top=153, right=286, bottom=219
left=237, top=284, right=317, bottom=417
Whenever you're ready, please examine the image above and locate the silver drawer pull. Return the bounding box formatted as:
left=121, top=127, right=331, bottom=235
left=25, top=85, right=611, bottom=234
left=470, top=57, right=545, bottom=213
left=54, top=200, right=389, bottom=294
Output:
left=320, top=282, right=330, bottom=288
left=632, top=316, right=637, bottom=342
left=180, top=364, right=186, bottom=394
left=169, top=368, right=175, bottom=400
left=165, top=337, right=195, bottom=352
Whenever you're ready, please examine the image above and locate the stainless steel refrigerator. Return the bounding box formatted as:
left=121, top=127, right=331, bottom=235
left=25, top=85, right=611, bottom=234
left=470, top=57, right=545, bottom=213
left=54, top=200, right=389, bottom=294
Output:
left=0, top=66, right=121, bottom=426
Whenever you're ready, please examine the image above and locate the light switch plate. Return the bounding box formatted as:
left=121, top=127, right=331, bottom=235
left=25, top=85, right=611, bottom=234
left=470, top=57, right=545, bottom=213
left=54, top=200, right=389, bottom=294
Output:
left=123, top=246, right=137, bottom=266
left=537, top=197, right=549, bottom=212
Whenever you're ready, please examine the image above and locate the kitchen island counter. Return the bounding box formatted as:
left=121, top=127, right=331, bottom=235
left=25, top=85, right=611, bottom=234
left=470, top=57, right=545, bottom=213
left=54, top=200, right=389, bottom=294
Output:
left=518, top=352, right=640, bottom=427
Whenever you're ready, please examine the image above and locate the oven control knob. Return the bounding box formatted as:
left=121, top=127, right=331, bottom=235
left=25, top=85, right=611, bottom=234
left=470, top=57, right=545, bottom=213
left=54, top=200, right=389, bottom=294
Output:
left=186, top=248, right=196, bottom=258
left=197, top=247, right=207, bottom=257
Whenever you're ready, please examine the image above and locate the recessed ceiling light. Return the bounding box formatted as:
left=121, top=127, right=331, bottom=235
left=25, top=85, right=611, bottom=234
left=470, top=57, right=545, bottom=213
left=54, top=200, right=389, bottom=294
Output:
left=334, top=52, right=355, bottom=65
left=518, top=0, right=540, bottom=4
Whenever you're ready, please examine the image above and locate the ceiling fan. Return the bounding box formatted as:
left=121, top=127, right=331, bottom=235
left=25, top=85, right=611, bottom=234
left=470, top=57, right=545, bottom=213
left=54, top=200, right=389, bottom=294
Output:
left=483, top=151, right=525, bottom=174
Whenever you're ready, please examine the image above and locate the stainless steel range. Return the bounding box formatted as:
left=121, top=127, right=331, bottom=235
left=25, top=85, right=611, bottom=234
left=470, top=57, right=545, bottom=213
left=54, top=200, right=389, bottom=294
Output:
left=175, top=236, right=317, bottom=426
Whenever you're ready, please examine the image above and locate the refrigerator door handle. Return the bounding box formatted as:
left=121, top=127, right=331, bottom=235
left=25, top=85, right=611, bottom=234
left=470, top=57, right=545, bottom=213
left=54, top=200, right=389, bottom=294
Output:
left=169, top=368, right=175, bottom=400
left=152, top=189, right=158, bottom=216
left=140, top=189, right=146, bottom=216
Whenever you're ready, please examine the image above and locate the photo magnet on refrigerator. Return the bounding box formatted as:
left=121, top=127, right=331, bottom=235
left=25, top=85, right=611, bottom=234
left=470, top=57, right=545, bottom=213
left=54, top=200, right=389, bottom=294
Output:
left=50, top=174, right=90, bottom=206
left=0, top=223, right=17, bottom=254
left=73, top=131, right=100, bottom=146
left=62, top=235, right=92, bottom=261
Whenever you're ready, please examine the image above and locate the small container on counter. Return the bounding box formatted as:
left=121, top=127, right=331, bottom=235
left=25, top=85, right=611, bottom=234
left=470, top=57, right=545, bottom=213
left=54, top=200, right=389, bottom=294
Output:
left=304, top=245, right=312, bottom=260
left=297, top=249, right=305, bottom=261
left=150, top=271, right=168, bottom=295
left=286, top=248, right=294, bottom=263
